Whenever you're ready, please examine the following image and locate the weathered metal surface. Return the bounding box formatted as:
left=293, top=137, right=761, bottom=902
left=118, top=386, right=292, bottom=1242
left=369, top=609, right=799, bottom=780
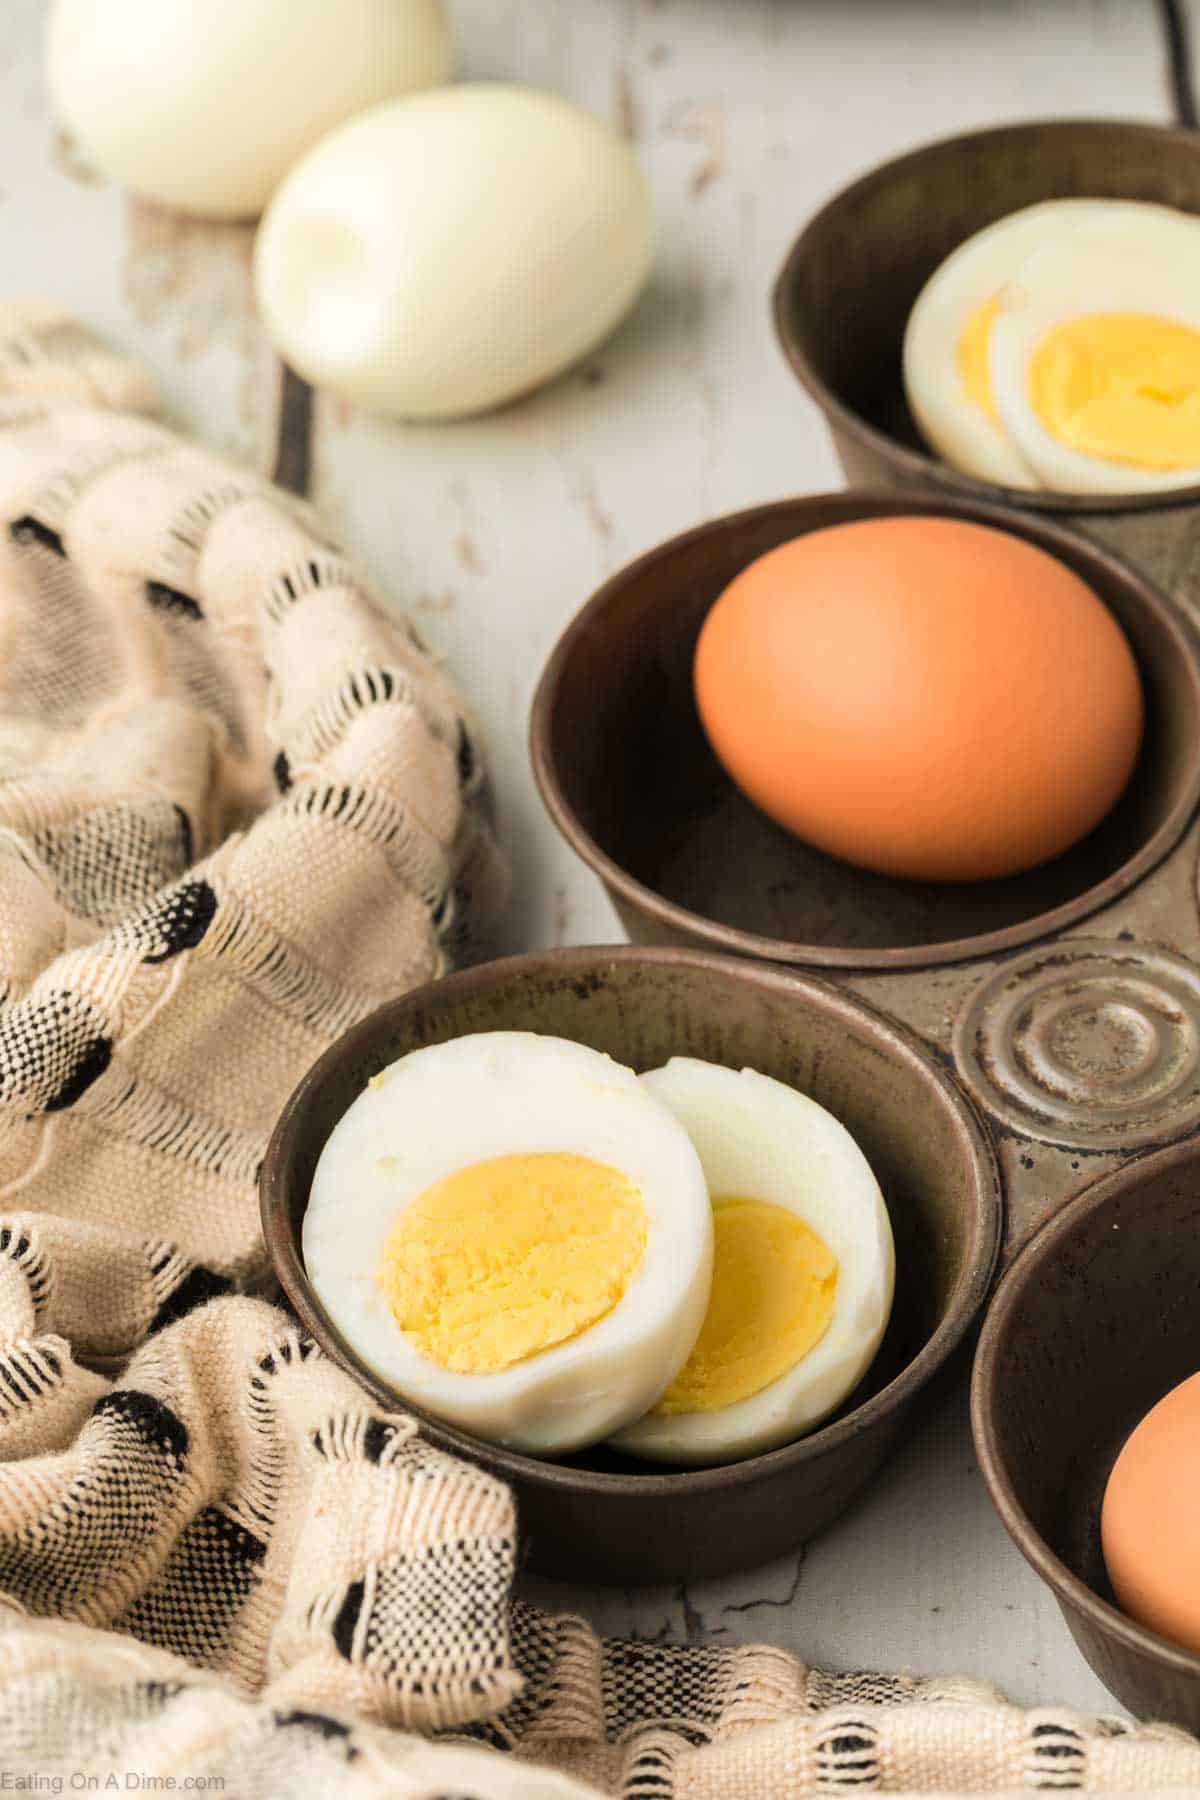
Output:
left=953, top=939, right=1200, bottom=1152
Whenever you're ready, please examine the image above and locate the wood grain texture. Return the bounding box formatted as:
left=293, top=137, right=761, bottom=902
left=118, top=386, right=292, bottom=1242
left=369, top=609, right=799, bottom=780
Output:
left=3, top=0, right=1189, bottom=1720
left=1, top=0, right=272, bottom=464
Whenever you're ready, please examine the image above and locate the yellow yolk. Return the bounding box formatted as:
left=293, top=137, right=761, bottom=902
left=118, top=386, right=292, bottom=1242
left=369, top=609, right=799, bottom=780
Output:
left=376, top=1151, right=646, bottom=1374
left=653, top=1197, right=837, bottom=1416
left=957, top=293, right=1001, bottom=421
left=1029, top=311, right=1200, bottom=471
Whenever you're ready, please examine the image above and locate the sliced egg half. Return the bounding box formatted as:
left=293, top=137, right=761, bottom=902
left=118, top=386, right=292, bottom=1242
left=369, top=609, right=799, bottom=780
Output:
left=904, top=199, right=1200, bottom=495
left=609, top=1059, right=894, bottom=1467
left=989, top=212, right=1200, bottom=494
left=903, top=200, right=1103, bottom=487
left=303, top=1032, right=713, bottom=1457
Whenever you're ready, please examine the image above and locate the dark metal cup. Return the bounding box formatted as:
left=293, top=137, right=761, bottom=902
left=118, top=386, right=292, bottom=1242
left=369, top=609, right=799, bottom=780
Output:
left=773, top=119, right=1200, bottom=619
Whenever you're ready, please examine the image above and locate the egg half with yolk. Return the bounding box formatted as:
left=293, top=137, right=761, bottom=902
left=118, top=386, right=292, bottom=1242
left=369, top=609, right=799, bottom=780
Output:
left=903, top=199, right=1101, bottom=486
left=609, top=1059, right=894, bottom=1466
left=303, top=1032, right=713, bottom=1456
left=989, top=215, right=1200, bottom=494
left=903, top=199, right=1200, bottom=493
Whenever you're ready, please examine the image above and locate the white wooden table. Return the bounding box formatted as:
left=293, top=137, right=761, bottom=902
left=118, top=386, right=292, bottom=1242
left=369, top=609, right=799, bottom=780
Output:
left=6, top=0, right=1198, bottom=1718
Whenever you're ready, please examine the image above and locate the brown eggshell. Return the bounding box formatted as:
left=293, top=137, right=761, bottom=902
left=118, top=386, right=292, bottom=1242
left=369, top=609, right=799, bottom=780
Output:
left=1102, top=1371, right=1200, bottom=1657
left=692, top=516, right=1144, bottom=883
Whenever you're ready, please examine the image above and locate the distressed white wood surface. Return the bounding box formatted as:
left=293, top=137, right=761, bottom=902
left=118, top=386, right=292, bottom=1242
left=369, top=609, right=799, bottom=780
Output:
left=2, top=0, right=1190, bottom=1721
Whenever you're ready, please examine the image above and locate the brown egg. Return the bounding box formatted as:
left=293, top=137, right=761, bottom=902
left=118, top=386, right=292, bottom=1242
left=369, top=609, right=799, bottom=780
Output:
left=692, top=516, right=1144, bottom=882
left=1102, top=1371, right=1200, bottom=1655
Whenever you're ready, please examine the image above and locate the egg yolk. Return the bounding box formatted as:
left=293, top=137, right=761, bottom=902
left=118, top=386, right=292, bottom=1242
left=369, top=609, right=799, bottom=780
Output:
left=376, top=1151, right=646, bottom=1374
left=1029, top=311, right=1200, bottom=470
left=957, top=292, right=1002, bottom=421
left=653, top=1198, right=837, bottom=1416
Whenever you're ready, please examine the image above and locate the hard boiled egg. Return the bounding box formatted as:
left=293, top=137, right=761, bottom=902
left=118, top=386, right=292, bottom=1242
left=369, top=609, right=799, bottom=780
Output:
left=693, top=517, right=1144, bottom=884
left=1103, top=1370, right=1200, bottom=1654
left=46, top=0, right=451, bottom=220
left=303, top=1033, right=712, bottom=1457
left=989, top=211, right=1200, bottom=494
left=255, top=85, right=655, bottom=420
left=609, top=1060, right=894, bottom=1466
left=903, top=201, right=1102, bottom=487
left=904, top=199, right=1200, bottom=495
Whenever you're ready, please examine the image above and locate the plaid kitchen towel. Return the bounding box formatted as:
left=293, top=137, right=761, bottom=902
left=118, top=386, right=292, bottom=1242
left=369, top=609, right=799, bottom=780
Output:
left=0, top=304, right=1196, bottom=1797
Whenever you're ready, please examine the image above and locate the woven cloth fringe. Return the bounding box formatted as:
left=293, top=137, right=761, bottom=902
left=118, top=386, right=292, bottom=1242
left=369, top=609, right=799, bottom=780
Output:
left=0, top=306, right=1196, bottom=1797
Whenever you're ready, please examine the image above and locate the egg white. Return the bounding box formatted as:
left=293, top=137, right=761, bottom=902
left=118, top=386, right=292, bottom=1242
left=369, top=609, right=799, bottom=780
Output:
left=255, top=84, right=654, bottom=419
left=988, top=208, right=1200, bottom=495
left=303, top=1032, right=713, bottom=1458
left=902, top=201, right=1114, bottom=486
left=47, top=0, right=451, bottom=220
left=609, top=1060, right=894, bottom=1467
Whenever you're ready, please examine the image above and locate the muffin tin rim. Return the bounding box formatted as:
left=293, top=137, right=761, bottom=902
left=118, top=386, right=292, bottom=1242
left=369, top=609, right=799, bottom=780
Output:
left=261, top=941, right=1002, bottom=1497
left=772, top=114, right=1200, bottom=518
left=971, top=1136, right=1200, bottom=1684
left=530, top=487, right=1200, bottom=973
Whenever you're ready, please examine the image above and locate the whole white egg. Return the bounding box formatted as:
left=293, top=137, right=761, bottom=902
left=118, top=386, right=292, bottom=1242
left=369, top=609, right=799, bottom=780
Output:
left=46, top=0, right=451, bottom=219
left=254, top=84, right=655, bottom=419
left=609, top=1059, right=894, bottom=1467
left=304, top=1033, right=713, bottom=1458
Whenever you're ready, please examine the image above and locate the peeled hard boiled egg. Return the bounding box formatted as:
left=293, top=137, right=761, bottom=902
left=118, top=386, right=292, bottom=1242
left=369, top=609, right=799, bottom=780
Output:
left=46, top=0, right=451, bottom=220
left=904, top=199, right=1200, bottom=494
left=903, top=201, right=1101, bottom=487
left=255, top=84, right=655, bottom=420
left=989, top=214, right=1200, bottom=495
left=303, top=1033, right=713, bottom=1457
left=610, top=1060, right=894, bottom=1466
left=693, top=517, right=1144, bottom=883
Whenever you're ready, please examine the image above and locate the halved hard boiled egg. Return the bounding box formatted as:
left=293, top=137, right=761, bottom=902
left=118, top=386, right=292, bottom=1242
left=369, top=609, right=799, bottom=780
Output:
left=903, top=199, right=1200, bottom=494
left=609, top=1059, right=894, bottom=1467
left=303, top=1033, right=713, bottom=1457
left=903, top=200, right=1109, bottom=487
left=989, top=215, right=1200, bottom=495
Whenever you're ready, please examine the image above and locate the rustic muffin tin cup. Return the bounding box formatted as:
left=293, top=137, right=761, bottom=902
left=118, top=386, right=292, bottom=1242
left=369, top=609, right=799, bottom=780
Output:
left=772, top=118, right=1200, bottom=617
left=973, top=1141, right=1200, bottom=1729
left=262, top=946, right=1000, bottom=1585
